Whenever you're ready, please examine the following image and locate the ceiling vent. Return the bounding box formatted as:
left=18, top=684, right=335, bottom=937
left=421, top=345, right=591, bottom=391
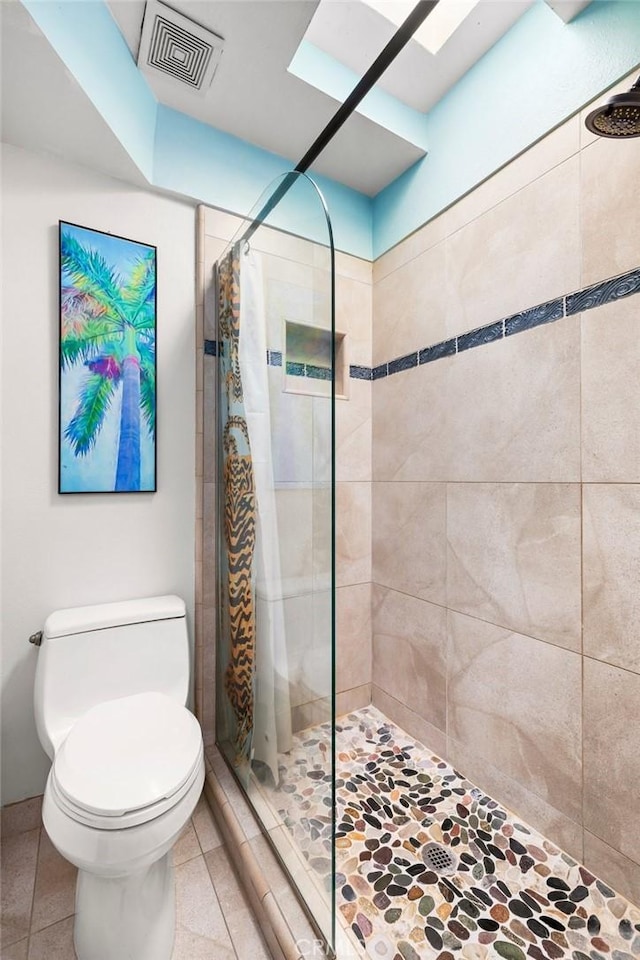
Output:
left=137, top=0, right=224, bottom=94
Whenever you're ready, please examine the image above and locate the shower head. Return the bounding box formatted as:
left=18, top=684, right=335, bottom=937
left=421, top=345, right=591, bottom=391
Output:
left=584, top=75, right=640, bottom=139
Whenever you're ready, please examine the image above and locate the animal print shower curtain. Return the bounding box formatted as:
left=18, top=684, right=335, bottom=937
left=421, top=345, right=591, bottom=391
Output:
left=217, top=244, right=292, bottom=780
left=218, top=247, right=256, bottom=767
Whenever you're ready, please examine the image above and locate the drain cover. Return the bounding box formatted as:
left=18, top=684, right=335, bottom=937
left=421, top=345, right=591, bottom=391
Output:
left=421, top=842, right=458, bottom=875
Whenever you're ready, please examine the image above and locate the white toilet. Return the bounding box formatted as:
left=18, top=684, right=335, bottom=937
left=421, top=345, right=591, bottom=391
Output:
left=33, top=595, right=205, bottom=960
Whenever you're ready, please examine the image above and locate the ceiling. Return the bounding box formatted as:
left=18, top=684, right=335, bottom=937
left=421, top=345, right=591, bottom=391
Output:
left=107, top=0, right=545, bottom=194
left=2, top=0, right=592, bottom=198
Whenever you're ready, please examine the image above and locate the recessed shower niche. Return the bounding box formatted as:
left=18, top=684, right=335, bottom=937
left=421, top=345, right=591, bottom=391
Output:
left=284, top=319, right=347, bottom=398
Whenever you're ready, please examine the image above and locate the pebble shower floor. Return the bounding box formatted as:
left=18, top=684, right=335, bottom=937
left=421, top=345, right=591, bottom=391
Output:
left=272, top=707, right=640, bottom=960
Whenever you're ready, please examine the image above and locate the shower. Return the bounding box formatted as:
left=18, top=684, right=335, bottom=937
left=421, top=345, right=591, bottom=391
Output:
left=584, top=74, right=640, bottom=138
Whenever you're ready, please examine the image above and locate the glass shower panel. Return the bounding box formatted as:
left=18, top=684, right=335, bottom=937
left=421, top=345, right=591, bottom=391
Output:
left=214, top=173, right=336, bottom=949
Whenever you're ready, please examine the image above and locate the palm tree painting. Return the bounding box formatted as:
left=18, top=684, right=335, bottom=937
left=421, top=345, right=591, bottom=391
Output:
left=59, top=221, right=156, bottom=493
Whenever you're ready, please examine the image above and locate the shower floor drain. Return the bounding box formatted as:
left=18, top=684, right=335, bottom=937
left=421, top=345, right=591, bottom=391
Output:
left=421, top=841, right=458, bottom=875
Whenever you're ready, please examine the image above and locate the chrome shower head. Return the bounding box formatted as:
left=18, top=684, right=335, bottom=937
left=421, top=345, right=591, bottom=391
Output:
left=585, top=76, right=640, bottom=139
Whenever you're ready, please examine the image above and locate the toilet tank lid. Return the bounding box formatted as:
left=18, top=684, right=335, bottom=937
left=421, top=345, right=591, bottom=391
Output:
left=44, top=595, right=185, bottom=639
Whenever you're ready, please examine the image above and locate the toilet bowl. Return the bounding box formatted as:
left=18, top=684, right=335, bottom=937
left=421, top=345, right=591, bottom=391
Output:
left=33, top=596, right=205, bottom=960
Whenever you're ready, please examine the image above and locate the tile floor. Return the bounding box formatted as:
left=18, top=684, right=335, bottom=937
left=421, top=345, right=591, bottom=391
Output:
left=268, top=707, right=640, bottom=960
left=0, top=793, right=271, bottom=960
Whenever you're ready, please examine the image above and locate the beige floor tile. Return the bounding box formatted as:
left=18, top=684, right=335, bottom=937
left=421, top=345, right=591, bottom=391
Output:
left=30, top=830, right=76, bottom=935
left=172, top=856, right=236, bottom=960
left=583, top=658, right=640, bottom=867
left=222, top=907, right=271, bottom=960
left=173, top=821, right=202, bottom=866
left=28, top=916, right=76, bottom=960
left=0, top=827, right=40, bottom=946
left=204, top=845, right=248, bottom=914
left=192, top=796, right=223, bottom=854
left=204, top=845, right=271, bottom=958
left=0, top=939, right=28, bottom=960
left=1, top=798, right=42, bottom=840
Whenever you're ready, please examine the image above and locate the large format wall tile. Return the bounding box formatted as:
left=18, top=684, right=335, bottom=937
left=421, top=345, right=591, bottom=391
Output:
left=581, top=136, right=640, bottom=287
left=445, top=736, right=584, bottom=864
left=337, top=583, right=372, bottom=695
left=583, top=831, right=640, bottom=909
left=336, top=481, right=372, bottom=587
left=447, top=316, right=581, bottom=482
left=336, top=274, right=372, bottom=367
left=583, top=484, right=640, bottom=674
left=371, top=685, right=447, bottom=759
left=373, top=361, right=450, bottom=482
left=447, top=482, right=582, bottom=651
left=373, top=481, right=446, bottom=604
left=334, top=381, right=372, bottom=483
left=445, top=156, right=580, bottom=337
left=372, top=585, right=446, bottom=733
left=268, top=368, right=314, bottom=484
left=373, top=241, right=448, bottom=365
left=447, top=611, right=582, bottom=821
left=275, top=485, right=313, bottom=592
left=583, top=658, right=640, bottom=867
left=582, top=297, right=640, bottom=482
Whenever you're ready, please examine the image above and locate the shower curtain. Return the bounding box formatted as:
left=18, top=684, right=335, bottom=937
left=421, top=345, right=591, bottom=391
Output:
left=218, top=244, right=292, bottom=783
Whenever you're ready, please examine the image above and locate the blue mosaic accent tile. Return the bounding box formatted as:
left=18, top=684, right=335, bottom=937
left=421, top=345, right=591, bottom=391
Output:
left=419, top=339, right=456, bottom=364
left=286, top=361, right=306, bottom=376
left=565, top=267, right=640, bottom=316
left=505, top=298, right=564, bottom=337
left=306, top=364, right=333, bottom=381
left=457, top=320, right=504, bottom=353
left=388, top=352, right=418, bottom=375
left=372, top=363, right=388, bottom=380
left=269, top=350, right=282, bottom=367
left=204, top=339, right=217, bottom=356
left=350, top=365, right=373, bottom=381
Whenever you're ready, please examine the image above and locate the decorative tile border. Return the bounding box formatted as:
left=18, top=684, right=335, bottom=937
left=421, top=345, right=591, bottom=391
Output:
left=205, top=266, right=640, bottom=384
left=365, top=265, right=640, bottom=382
left=205, top=341, right=331, bottom=380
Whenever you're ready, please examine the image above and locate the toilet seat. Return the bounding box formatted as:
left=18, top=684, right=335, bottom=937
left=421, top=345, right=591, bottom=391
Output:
left=51, top=691, right=203, bottom=830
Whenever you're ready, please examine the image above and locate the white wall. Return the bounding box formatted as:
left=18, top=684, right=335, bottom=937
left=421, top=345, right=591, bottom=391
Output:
left=0, top=144, right=196, bottom=805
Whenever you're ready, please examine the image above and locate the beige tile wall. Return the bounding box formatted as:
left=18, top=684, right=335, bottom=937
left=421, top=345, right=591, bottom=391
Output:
left=371, top=71, right=640, bottom=907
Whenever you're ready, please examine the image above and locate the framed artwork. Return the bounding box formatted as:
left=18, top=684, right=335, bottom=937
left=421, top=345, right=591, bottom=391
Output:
left=58, top=221, right=157, bottom=493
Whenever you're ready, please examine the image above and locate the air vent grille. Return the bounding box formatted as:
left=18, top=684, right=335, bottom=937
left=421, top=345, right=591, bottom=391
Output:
left=138, top=0, right=224, bottom=94
left=148, top=16, right=213, bottom=88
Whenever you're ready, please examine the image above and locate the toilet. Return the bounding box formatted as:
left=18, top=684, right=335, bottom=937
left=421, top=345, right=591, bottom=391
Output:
left=33, top=595, right=205, bottom=960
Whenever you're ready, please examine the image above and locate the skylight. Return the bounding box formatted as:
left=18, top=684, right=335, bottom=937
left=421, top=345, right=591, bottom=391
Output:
left=361, top=0, right=482, bottom=55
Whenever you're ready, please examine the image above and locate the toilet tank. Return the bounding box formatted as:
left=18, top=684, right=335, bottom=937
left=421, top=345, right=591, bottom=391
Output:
left=34, top=595, right=190, bottom=758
